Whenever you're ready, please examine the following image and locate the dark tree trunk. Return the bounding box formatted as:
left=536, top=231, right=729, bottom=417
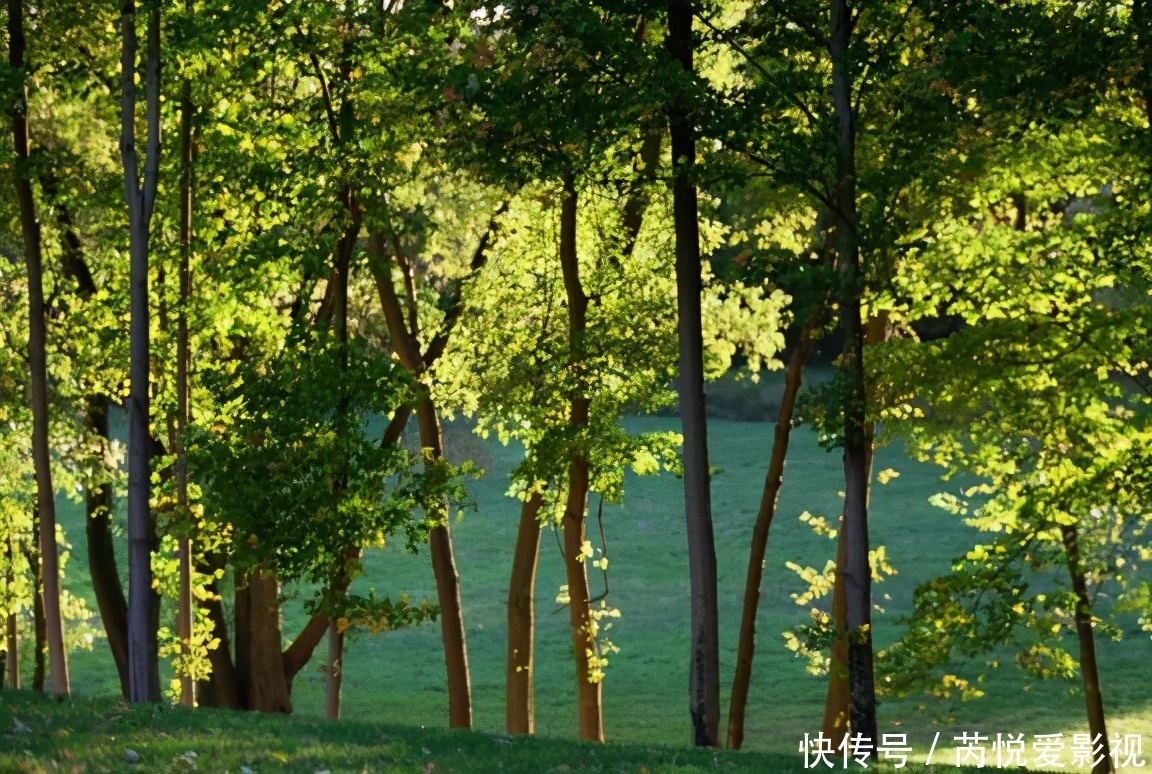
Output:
left=727, top=306, right=821, bottom=749
left=4, top=535, right=18, bottom=689
left=8, top=0, right=70, bottom=699
left=174, top=8, right=196, bottom=707
left=830, top=0, right=878, bottom=752
left=1135, top=0, right=1152, bottom=132
left=84, top=400, right=131, bottom=698
left=506, top=491, right=545, bottom=735
left=120, top=0, right=162, bottom=704
left=1060, top=524, right=1112, bottom=774
left=667, top=0, right=721, bottom=746
left=234, top=570, right=291, bottom=713
left=198, top=569, right=243, bottom=709
left=557, top=173, right=604, bottom=742
left=21, top=538, right=46, bottom=692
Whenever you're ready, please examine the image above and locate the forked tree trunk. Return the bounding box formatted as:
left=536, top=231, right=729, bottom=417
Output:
left=506, top=491, right=545, bottom=734
left=8, top=0, right=69, bottom=699
left=727, top=307, right=821, bottom=749
left=1060, top=523, right=1112, bottom=774
left=831, top=0, right=878, bottom=751
left=120, top=0, right=162, bottom=704
left=557, top=173, right=604, bottom=742
left=667, top=0, right=721, bottom=746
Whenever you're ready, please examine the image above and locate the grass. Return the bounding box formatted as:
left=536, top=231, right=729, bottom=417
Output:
left=20, top=367, right=1152, bottom=770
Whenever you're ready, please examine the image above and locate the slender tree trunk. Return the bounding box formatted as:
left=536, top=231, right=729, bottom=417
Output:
left=121, top=0, right=162, bottom=704
left=324, top=618, right=345, bottom=719
left=22, top=539, right=46, bottom=692
left=822, top=314, right=885, bottom=744
left=4, top=611, right=15, bottom=689
left=174, top=9, right=196, bottom=707
left=370, top=229, right=482, bottom=731
left=198, top=570, right=242, bottom=709
left=1060, top=523, right=1112, bottom=774
left=84, top=400, right=131, bottom=698
left=667, top=0, right=721, bottom=746
left=557, top=173, right=604, bottom=742
left=8, top=0, right=70, bottom=699
left=4, top=535, right=17, bottom=689
left=417, top=396, right=474, bottom=729
left=727, top=306, right=821, bottom=749
left=506, top=491, right=545, bottom=735
left=830, top=0, right=878, bottom=752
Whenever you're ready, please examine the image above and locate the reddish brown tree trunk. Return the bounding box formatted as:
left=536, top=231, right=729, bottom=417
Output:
left=1060, top=524, right=1112, bottom=774
left=22, top=538, right=46, bottom=692
left=727, top=307, right=821, bottom=749
left=557, top=174, right=604, bottom=742
left=8, top=0, right=69, bottom=699
left=417, top=396, right=474, bottom=728
left=506, top=491, right=545, bottom=734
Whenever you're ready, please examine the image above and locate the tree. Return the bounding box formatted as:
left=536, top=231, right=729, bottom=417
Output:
left=119, top=0, right=162, bottom=704
left=7, top=0, right=70, bottom=698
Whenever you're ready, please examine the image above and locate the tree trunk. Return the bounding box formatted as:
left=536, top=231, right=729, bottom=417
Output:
left=4, top=535, right=17, bottom=689
left=557, top=174, right=604, bottom=743
left=1135, top=0, right=1152, bottom=132
left=324, top=618, right=345, bottom=719
left=506, top=491, right=545, bottom=735
left=8, top=0, right=70, bottom=699
left=830, top=0, right=878, bottom=752
left=1060, top=523, right=1112, bottom=774
left=234, top=569, right=291, bottom=713
left=198, top=572, right=243, bottom=709
left=416, top=396, right=474, bottom=729
left=667, top=0, right=721, bottom=746
left=84, top=400, right=131, bottom=698
left=822, top=313, right=885, bottom=744
left=22, top=539, right=46, bottom=692
left=727, top=307, right=821, bottom=749
left=174, top=11, right=196, bottom=707
left=120, top=0, right=162, bottom=704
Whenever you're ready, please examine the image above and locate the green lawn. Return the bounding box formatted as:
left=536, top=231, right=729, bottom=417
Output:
left=27, top=387, right=1152, bottom=769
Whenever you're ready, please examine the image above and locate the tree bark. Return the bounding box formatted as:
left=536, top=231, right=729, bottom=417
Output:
left=21, top=538, right=46, bottom=692
left=1060, top=523, right=1112, bottom=774
left=822, top=313, right=885, bottom=745
left=506, top=491, right=545, bottom=735
left=831, top=0, right=878, bottom=752
left=174, top=5, right=196, bottom=707
left=727, top=306, right=821, bottom=749
left=557, top=174, right=604, bottom=742
left=120, top=0, right=162, bottom=704
left=8, top=0, right=70, bottom=699
left=234, top=569, right=291, bottom=713
left=417, top=396, right=474, bottom=728
left=667, top=0, right=721, bottom=746
left=83, top=400, right=132, bottom=698
left=4, top=535, right=18, bottom=689
left=198, top=572, right=243, bottom=709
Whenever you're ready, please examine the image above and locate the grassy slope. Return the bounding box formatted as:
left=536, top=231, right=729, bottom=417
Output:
left=38, top=383, right=1152, bottom=767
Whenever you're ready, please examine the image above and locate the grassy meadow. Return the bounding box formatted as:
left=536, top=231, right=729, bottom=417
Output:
left=11, top=370, right=1152, bottom=770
